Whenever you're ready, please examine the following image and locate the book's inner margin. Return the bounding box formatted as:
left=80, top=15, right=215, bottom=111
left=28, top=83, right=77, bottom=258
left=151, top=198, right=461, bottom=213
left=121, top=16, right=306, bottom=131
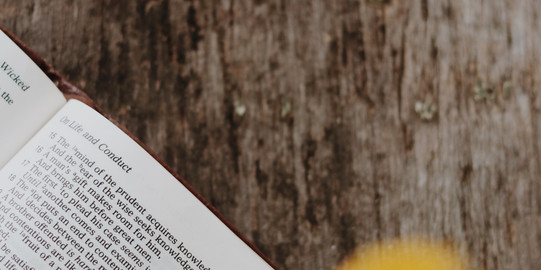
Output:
left=0, top=31, right=66, bottom=168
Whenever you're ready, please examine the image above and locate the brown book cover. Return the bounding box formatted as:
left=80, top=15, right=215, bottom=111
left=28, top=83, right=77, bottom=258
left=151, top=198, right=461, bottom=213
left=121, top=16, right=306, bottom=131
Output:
left=0, top=25, right=278, bottom=270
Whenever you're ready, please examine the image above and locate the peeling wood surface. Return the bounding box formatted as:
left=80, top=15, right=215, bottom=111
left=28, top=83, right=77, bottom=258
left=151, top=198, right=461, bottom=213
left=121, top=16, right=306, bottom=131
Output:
left=2, top=0, right=541, bottom=269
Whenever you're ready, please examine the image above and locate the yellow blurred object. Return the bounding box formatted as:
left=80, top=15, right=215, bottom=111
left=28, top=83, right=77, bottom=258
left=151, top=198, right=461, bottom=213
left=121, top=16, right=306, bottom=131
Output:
left=335, top=238, right=468, bottom=270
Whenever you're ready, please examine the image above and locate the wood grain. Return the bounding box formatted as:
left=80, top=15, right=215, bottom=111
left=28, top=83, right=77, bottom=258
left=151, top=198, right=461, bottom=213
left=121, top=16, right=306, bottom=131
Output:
left=2, top=0, right=541, bottom=269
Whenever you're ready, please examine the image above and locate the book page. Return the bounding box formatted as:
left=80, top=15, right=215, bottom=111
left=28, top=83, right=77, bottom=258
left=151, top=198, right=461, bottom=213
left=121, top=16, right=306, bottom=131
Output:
left=0, top=31, right=66, bottom=168
left=0, top=99, right=272, bottom=270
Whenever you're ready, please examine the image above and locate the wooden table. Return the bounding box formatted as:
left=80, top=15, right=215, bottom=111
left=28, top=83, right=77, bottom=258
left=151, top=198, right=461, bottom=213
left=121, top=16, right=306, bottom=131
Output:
left=2, top=1, right=540, bottom=269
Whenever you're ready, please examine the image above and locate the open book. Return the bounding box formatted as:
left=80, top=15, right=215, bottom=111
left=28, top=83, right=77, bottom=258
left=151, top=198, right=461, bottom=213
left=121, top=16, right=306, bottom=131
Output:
left=0, top=29, right=275, bottom=269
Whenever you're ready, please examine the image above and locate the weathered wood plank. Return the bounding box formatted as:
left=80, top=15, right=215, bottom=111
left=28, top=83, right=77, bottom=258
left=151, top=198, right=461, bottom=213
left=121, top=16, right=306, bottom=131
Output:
left=1, top=0, right=540, bottom=269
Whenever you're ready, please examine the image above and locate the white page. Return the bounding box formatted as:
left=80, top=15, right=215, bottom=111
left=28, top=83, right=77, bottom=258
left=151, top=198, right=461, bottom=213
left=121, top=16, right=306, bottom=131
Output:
left=0, top=99, right=272, bottom=269
left=0, top=31, right=66, bottom=168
